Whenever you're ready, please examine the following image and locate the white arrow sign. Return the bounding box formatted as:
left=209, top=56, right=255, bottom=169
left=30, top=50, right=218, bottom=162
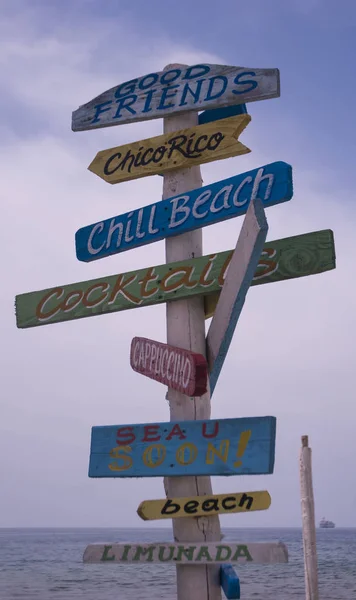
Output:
left=207, top=197, right=268, bottom=394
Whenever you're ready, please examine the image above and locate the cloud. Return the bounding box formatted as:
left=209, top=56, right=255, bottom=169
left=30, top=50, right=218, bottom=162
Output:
left=278, top=0, right=356, bottom=26
left=1, top=5, right=354, bottom=529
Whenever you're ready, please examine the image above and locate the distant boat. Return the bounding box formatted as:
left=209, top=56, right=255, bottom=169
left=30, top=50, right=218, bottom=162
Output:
left=319, top=517, right=335, bottom=528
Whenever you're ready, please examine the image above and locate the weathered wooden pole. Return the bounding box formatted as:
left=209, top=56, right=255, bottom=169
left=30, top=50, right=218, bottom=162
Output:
left=300, top=435, right=319, bottom=600
left=163, top=63, right=222, bottom=600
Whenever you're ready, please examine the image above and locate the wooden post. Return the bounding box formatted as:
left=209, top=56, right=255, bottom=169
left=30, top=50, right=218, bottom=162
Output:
left=163, top=63, right=222, bottom=600
left=300, top=435, right=319, bottom=600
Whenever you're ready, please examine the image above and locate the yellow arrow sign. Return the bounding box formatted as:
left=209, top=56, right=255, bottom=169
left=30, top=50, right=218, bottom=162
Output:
left=137, top=490, right=271, bottom=521
left=88, top=114, right=251, bottom=184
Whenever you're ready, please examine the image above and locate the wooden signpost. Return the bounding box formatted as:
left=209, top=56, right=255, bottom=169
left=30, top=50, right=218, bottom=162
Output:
left=15, top=55, right=338, bottom=599
left=88, top=115, right=251, bottom=184
left=72, top=63, right=280, bottom=131
left=75, top=161, right=292, bottom=262
left=16, top=229, right=336, bottom=329
left=83, top=541, right=288, bottom=565
left=137, top=490, right=271, bottom=521
left=88, top=416, right=276, bottom=478
left=130, top=337, right=208, bottom=396
left=206, top=197, right=268, bottom=394
left=161, top=86, right=221, bottom=600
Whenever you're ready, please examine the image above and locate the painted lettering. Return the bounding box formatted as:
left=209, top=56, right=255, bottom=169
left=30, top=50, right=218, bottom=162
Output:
left=142, top=425, right=160, bottom=442
left=101, top=545, right=115, bottom=561
left=109, top=446, right=133, bottom=471
left=232, top=71, right=258, bottom=94
left=160, top=266, right=198, bottom=292
left=36, top=288, right=64, bottom=321
left=91, top=101, right=112, bottom=124
left=201, top=498, right=219, bottom=512
left=139, top=491, right=267, bottom=521
left=253, top=248, right=278, bottom=280
left=108, top=274, right=140, bottom=305
left=176, top=442, right=198, bottom=465
left=204, top=75, right=227, bottom=101
left=179, top=79, right=206, bottom=106
left=192, top=190, right=212, bottom=219
left=114, top=95, right=137, bottom=119
left=161, top=499, right=180, bottom=515
left=77, top=162, right=290, bottom=265
left=138, top=267, right=159, bottom=298
left=116, top=427, right=135, bottom=445
left=202, top=422, right=219, bottom=439
left=62, top=290, right=83, bottom=313
left=222, top=496, right=236, bottom=510
left=158, top=546, right=175, bottom=561
left=184, top=501, right=199, bottom=514
left=181, top=358, right=191, bottom=389
left=132, top=546, right=155, bottom=562
left=142, top=444, right=166, bottom=468
left=82, top=283, right=109, bottom=308
left=239, top=493, right=253, bottom=510
left=87, top=223, right=105, bottom=255
left=210, top=185, right=232, bottom=213
left=215, top=545, right=232, bottom=561
left=205, top=440, right=230, bottom=464
left=176, top=546, right=196, bottom=561
left=231, top=545, right=253, bottom=562
left=157, top=85, right=180, bottom=110
left=120, top=544, right=132, bottom=561
left=106, top=219, right=124, bottom=249
left=74, top=65, right=280, bottom=132
left=251, top=168, right=274, bottom=201
left=169, top=196, right=190, bottom=228
left=196, top=546, right=213, bottom=561
left=166, top=424, right=186, bottom=441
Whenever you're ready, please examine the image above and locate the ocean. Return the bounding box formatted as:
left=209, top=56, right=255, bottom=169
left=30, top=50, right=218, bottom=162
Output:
left=0, top=527, right=355, bottom=599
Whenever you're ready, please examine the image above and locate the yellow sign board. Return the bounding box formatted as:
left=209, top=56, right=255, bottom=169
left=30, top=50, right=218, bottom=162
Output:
left=205, top=291, right=220, bottom=319
left=88, top=114, right=251, bottom=184
left=137, top=490, right=271, bottom=521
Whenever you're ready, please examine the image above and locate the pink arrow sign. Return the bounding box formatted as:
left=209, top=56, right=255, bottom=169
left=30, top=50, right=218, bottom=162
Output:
left=130, top=337, right=208, bottom=396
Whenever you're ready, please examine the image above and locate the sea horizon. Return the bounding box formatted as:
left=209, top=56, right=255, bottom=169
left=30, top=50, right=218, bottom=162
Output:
left=1, top=525, right=355, bottom=599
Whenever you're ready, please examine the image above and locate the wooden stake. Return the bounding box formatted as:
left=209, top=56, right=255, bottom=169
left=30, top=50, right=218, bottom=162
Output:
left=300, top=435, right=319, bottom=600
left=163, top=63, right=222, bottom=600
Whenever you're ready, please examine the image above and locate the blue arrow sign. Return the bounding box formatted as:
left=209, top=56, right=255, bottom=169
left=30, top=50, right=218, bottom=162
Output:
left=75, top=161, right=292, bottom=263
left=88, top=416, right=276, bottom=478
left=199, top=102, right=247, bottom=125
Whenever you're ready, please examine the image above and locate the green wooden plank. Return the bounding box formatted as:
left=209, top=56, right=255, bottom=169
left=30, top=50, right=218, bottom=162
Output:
left=15, top=230, right=335, bottom=329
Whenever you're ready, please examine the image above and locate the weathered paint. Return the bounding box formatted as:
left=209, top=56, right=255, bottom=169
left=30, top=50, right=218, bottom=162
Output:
left=130, top=337, right=208, bottom=396
left=88, top=416, right=276, bottom=478
left=207, top=197, right=268, bottom=395
left=83, top=541, right=288, bottom=564
left=137, top=490, right=271, bottom=521
left=88, top=115, right=251, bottom=184
left=220, top=565, right=240, bottom=599
left=72, top=64, right=280, bottom=131
left=75, top=161, right=292, bottom=263
left=15, top=230, right=336, bottom=329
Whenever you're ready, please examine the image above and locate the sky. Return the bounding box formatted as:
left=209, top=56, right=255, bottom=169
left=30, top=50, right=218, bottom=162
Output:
left=1, top=0, right=356, bottom=529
